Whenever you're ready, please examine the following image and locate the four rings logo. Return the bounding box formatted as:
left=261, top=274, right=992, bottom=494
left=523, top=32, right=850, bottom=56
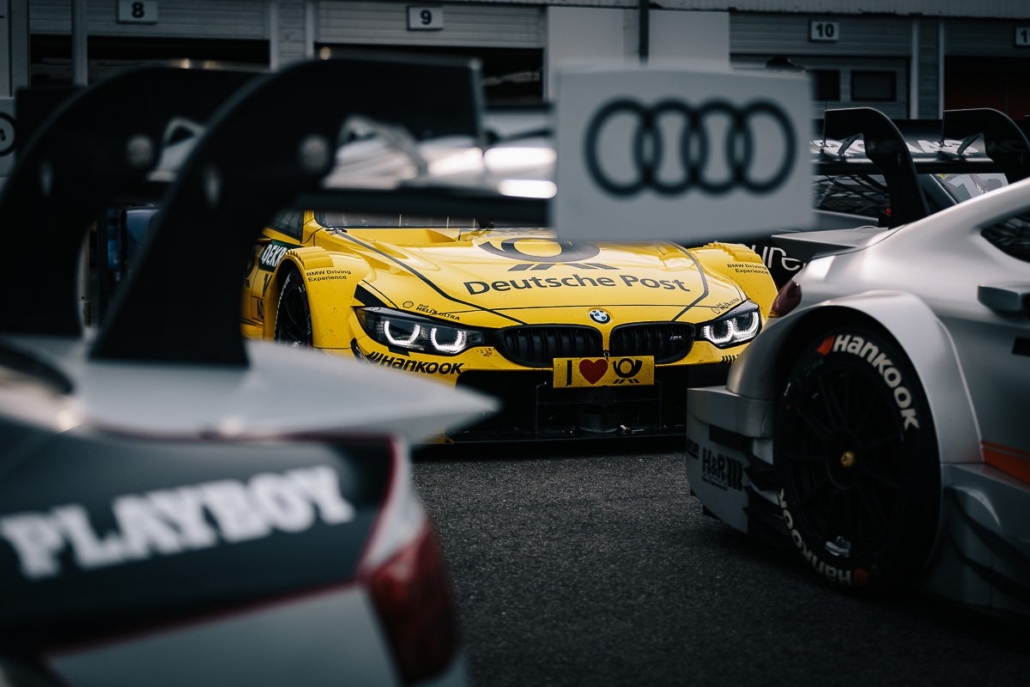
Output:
left=584, top=98, right=796, bottom=197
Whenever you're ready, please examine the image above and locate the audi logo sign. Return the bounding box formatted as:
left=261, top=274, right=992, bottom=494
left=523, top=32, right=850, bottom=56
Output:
left=584, top=99, right=797, bottom=197
left=554, top=65, right=813, bottom=243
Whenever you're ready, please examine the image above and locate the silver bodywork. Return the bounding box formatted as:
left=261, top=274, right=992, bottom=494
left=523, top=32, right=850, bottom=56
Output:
left=48, top=588, right=465, bottom=687
left=0, top=333, right=489, bottom=686
left=685, top=176, right=1030, bottom=618
left=0, top=335, right=496, bottom=445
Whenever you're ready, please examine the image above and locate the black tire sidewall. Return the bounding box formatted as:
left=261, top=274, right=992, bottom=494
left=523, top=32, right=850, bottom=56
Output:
left=775, top=324, right=939, bottom=592
left=273, top=269, right=313, bottom=346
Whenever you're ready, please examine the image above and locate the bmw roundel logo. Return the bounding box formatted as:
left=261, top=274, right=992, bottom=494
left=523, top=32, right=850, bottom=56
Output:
left=589, top=309, right=611, bottom=324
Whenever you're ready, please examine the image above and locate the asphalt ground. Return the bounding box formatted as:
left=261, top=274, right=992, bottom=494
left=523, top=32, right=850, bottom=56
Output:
left=412, top=439, right=1030, bottom=687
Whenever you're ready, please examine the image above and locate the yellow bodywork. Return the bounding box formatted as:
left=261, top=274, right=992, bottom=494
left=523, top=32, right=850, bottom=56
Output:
left=242, top=211, right=777, bottom=439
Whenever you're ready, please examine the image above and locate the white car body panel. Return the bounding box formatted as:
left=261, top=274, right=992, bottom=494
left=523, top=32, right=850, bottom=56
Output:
left=49, top=587, right=399, bottom=687
left=686, top=176, right=1030, bottom=618
left=47, top=583, right=469, bottom=687
left=1, top=335, right=496, bottom=444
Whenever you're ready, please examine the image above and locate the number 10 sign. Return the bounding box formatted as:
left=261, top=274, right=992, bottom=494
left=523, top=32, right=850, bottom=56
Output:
left=408, top=6, right=444, bottom=31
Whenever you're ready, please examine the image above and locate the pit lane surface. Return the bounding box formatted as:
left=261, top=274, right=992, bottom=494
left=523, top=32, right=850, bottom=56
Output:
left=413, top=440, right=1030, bottom=687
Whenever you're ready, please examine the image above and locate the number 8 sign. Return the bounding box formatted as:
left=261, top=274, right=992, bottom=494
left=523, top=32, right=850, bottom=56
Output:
left=407, top=6, right=444, bottom=31
left=117, top=0, right=158, bottom=24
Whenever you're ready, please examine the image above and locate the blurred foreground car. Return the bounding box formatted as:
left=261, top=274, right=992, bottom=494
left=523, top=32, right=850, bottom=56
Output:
left=0, top=59, right=504, bottom=686
left=685, top=173, right=1030, bottom=619
left=0, top=336, right=481, bottom=687
left=242, top=210, right=777, bottom=441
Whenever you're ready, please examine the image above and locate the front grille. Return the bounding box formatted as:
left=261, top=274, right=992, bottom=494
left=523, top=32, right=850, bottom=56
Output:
left=451, top=364, right=731, bottom=440
left=497, top=326, right=602, bottom=367
left=610, top=323, right=695, bottom=363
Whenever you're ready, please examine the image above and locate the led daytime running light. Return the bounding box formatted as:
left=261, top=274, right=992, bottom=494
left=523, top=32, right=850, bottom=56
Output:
left=701, top=305, right=761, bottom=347
left=383, top=320, right=421, bottom=347
left=430, top=328, right=467, bottom=354
left=360, top=307, right=482, bottom=355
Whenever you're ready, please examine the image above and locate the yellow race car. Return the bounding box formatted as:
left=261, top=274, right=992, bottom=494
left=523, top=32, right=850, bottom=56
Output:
left=242, top=211, right=777, bottom=441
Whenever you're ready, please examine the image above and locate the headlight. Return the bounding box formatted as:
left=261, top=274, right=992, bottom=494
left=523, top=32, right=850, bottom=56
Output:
left=700, top=301, right=762, bottom=348
left=358, top=308, right=485, bottom=355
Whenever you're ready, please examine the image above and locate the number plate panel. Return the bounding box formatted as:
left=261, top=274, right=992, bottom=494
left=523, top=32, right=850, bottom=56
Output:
left=552, top=356, right=655, bottom=388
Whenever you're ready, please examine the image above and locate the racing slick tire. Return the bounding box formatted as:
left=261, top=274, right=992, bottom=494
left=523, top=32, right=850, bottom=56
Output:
left=273, top=268, right=313, bottom=347
left=774, top=324, right=939, bottom=593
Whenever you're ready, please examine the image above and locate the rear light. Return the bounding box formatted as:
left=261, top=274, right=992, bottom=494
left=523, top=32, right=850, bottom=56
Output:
left=360, top=440, right=459, bottom=684
left=370, top=525, right=458, bottom=684
left=770, top=280, right=801, bottom=318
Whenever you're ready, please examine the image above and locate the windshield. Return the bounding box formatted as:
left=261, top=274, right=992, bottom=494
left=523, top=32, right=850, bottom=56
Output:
left=314, top=212, right=480, bottom=229
left=312, top=211, right=543, bottom=231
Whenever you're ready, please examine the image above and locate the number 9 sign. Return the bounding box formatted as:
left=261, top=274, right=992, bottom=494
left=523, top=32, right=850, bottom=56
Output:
left=407, top=6, right=444, bottom=31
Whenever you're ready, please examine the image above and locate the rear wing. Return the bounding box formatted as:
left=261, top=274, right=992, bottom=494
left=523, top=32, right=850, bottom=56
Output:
left=818, top=107, right=929, bottom=226
left=0, top=67, right=254, bottom=337
left=940, top=108, right=1030, bottom=183
left=814, top=107, right=1030, bottom=227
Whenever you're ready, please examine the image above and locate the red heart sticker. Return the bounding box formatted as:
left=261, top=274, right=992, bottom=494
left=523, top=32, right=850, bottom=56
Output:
left=579, top=359, right=608, bottom=384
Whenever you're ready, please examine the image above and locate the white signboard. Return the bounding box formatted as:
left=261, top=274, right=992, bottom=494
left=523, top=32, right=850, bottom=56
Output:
left=1016, top=27, right=1030, bottom=47
left=553, top=63, right=813, bottom=243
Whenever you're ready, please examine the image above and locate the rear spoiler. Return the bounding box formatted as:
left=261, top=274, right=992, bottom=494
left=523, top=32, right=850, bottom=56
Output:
left=818, top=107, right=929, bottom=227
left=814, top=107, right=1030, bottom=228
left=815, top=108, right=1030, bottom=180
left=940, top=108, right=1030, bottom=183
left=0, top=67, right=254, bottom=337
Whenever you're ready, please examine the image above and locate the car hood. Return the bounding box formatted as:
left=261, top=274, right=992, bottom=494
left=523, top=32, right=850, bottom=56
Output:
left=336, top=229, right=748, bottom=324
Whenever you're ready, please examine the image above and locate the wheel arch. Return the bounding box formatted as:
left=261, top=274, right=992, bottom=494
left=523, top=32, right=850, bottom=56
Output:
left=728, top=291, right=980, bottom=467
left=263, top=247, right=372, bottom=349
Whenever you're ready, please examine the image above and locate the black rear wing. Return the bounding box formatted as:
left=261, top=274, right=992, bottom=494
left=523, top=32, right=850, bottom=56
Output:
left=0, top=67, right=255, bottom=337
left=814, top=107, right=1030, bottom=227
left=818, top=107, right=929, bottom=226
left=940, top=108, right=1030, bottom=183
left=815, top=108, right=1030, bottom=179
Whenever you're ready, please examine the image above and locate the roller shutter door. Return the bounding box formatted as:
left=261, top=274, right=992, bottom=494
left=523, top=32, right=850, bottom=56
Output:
left=731, top=13, right=909, bottom=57
left=30, top=0, right=266, bottom=39
left=731, top=13, right=909, bottom=118
left=317, top=2, right=544, bottom=48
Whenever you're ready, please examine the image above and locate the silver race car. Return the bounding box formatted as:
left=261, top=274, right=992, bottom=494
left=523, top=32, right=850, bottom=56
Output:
left=686, top=155, right=1030, bottom=619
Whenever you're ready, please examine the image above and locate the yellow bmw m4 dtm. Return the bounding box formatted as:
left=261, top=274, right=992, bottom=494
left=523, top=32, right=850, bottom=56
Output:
left=242, top=210, right=776, bottom=441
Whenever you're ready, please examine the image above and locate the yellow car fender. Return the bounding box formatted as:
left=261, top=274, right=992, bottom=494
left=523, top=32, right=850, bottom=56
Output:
left=690, top=242, right=778, bottom=316
left=264, top=246, right=372, bottom=349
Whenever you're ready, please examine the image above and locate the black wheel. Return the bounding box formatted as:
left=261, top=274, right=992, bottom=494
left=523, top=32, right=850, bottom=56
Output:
left=775, top=325, right=939, bottom=591
left=273, top=269, right=312, bottom=347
